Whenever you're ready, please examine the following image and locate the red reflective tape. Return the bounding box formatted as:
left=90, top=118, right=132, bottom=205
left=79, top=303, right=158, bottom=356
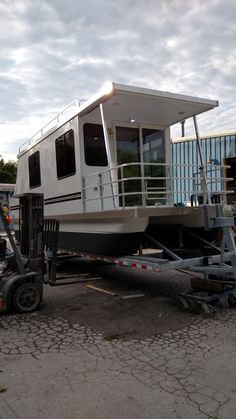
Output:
left=131, top=263, right=137, bottom=268
left=142, top=264, right=147, bottom=270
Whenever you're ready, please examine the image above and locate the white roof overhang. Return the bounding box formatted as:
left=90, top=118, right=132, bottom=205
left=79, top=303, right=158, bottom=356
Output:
left=78, top=82, right=218, bottom=126
left=18, top=82, right=219, bottom=156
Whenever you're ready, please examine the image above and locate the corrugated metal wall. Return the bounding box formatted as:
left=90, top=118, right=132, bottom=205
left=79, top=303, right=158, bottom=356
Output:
left=171, top=133, right=236, bottom=204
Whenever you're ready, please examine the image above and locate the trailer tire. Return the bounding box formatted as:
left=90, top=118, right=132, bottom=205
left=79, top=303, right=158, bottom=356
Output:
left=12, top=283, right=42, bottom=313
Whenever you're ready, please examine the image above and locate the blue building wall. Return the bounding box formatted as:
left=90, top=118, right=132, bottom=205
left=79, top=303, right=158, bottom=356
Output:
left=171, top=131, right=236, bottom=204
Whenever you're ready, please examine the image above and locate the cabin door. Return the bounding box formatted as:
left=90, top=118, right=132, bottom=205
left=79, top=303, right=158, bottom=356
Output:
left=142, top=128, right=166, bottom=206
left=116, top=126, right=142, bottom=206
left=116, top=126, right=165, bottom=207
left=81, top=121, right=112, bottom=212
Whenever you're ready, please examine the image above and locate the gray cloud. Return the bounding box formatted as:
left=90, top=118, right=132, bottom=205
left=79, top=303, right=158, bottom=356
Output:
left=0, top=0, right=236, bottom=160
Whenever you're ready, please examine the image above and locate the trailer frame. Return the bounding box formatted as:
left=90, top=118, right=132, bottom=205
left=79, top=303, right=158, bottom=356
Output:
left=43, top=203, right=236, bottom=313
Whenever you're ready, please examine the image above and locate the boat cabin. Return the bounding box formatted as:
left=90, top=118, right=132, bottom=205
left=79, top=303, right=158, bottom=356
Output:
left=16, top=82, right=222, bottom=216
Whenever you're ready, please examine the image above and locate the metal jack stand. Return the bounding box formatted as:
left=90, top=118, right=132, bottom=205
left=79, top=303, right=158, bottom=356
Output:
left=179, top=204, right=236, bottom=314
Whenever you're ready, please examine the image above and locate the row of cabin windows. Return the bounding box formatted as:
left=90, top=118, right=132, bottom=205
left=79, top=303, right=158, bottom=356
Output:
left=28, top=124, right=108, bottom=188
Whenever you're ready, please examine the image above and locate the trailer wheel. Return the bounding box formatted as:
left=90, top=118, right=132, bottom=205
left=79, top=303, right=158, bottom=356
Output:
left=228, top=295, right=236, bottom=308
left=13, top=283, right=42, bottom=313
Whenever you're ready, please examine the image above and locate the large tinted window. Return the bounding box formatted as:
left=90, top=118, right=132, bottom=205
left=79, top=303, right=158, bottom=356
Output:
left=55, top=129, right=76, bottom=179
left=142, top=129, right=165, bottom=163
left=116, top=127, right=140, bottom=164
left=83, top=123, right=108, bottom=166
left=28, top=151, right=41, bottom=188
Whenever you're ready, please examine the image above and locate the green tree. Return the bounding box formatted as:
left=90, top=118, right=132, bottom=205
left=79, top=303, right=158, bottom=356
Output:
left=0, top=156, right=17, bottom=183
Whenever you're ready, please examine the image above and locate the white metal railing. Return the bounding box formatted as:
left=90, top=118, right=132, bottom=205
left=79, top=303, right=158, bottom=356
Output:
left=19, top=100, right=80, bottom=154
left=81, top=162, right=233, bottom=212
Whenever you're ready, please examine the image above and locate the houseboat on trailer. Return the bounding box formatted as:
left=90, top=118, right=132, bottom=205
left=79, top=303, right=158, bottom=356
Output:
left=11, top=82, right=230, bottom=255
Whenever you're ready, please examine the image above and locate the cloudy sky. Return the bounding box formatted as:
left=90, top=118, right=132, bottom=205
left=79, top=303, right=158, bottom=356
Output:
left=1, top=0, right=236, bottom=161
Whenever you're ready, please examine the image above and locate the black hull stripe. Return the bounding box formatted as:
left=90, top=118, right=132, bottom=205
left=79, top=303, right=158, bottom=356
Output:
left=10, top=205, right=20, bottom=211
left=45, top=196, right=81, bottom=205
left=44, top=191, right=81, bottom=202
left=11, top=192, right=81, bottom=209
left=44, top=191, right=81, bottom=204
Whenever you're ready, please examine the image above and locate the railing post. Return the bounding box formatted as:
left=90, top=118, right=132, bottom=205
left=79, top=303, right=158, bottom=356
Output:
left=81, top=177, right=86, bottom=212
left=121, top=166, right=125, bottom=209
left=141, top=162, right=146, bottom=207
left=100, top=103, right=116, bottom=208
left=167, top=165, right=173, bottom=206
left=221, top=166, right=226, bottom=204
left=99, top=172, right=104, bottom=211
left=193, top=116, right=209, bottom=204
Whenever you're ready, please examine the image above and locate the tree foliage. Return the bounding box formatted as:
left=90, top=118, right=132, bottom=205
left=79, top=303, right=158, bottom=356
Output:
left=0, top=156, right=17, bottom=183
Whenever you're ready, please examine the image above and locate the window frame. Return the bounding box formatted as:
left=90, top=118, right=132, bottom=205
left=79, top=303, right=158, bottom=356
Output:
left=55, top=129, right=76, bottom=180
left=83, top=123, right=108, bottom=167
left=28, top=150, right=41, bottom=189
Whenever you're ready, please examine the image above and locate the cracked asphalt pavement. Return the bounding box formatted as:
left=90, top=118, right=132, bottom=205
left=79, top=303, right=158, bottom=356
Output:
left=0, top=258, right=236, bottom=418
